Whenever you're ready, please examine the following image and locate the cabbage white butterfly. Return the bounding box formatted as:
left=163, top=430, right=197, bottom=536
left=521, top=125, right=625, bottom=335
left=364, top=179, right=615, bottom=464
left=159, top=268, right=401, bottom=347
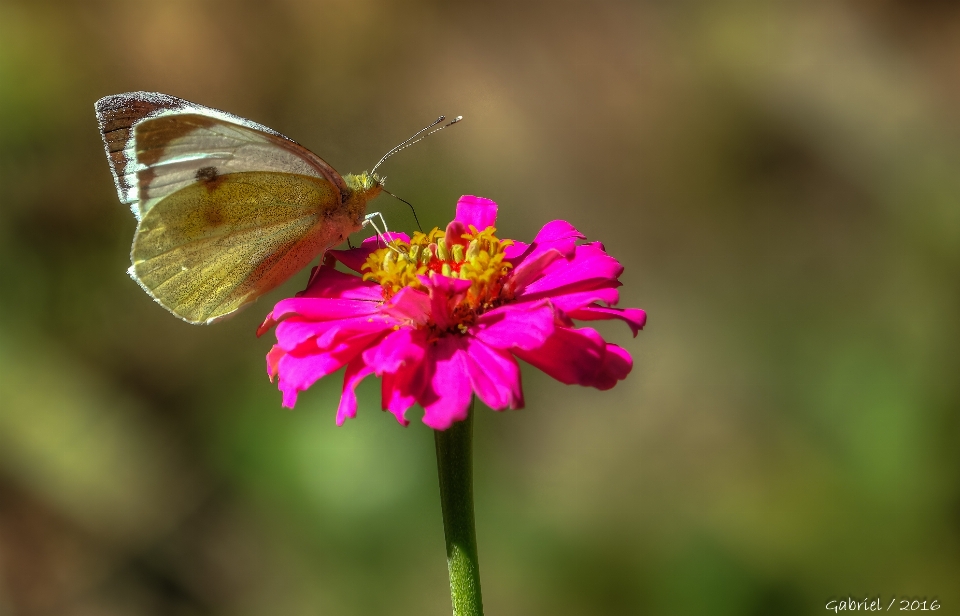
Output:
left=96, top=92, right=457, bottom=324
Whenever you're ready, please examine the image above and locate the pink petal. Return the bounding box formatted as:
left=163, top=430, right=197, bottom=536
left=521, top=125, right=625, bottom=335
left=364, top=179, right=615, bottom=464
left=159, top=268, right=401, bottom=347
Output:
left=381, top=357, right=430, bottom=426
left=464, top=337, right=524, bottom=410
left=445, top=220, right=470, bottom=247
left=326, top=248, right=370, bottom=273
left=300, top=266, right=384, bottom=301
left=280, top=381, right=300, bottom=408
left=362, top=327, right=426, bottom=374
left=276, top=352, right=347, bottom=408
left=263, top=297, right=381, bottom=333
left=567, top=305, right=647, bottom=336
left=274, top=314, right=394, bottom=352
left=455, top=195, right=498, bottom=231
left=336, top=357, right=376, bottom=425
left=507, top=248, right=565, bottom=294
left=271, top=319, right=338, bottom=354
left=534, top=219, right=585, bottom=243
left=258, top=270, right=383, bottom=336
left=531, top=287, right=621, bottom=313
left=513, top=326, right=631, bottom=389
left=382, top=371, right=422, bottom=425
left=274, top=328, right=387, bottom=407
left=472, top=301, right=556, bottom=351
left=519, top=243, right=624, bottom=298
left=361, top=327, right=430, bottom=425
left=328, top=232, right=411, bottom=272
left=361, top=231, right=410, bottom=248
left=418, top=336, right=473, bottom=430
left=266, top=345, right=285, bottom=381
left=313, top=315, right=398, bottom=349
left=503, top=241, right=529, bottom=259
left=590, top=344, right=633, bottom=391
left=382, top=286, right=431, bottom=325
left=419, top=273, right=472, bottom=330
left=506, top=220, right=585, bottom=264
left=529, top=220, right=584, bottom=258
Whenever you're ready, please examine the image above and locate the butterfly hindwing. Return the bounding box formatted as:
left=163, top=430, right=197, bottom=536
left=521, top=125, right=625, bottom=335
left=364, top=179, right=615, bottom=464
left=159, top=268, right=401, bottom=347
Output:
left=131, top=171, right=356, bottom=324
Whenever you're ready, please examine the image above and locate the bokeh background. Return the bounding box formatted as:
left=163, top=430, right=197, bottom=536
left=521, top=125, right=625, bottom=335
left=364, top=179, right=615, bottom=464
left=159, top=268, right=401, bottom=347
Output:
left=1, top=0, right=959, bottom=614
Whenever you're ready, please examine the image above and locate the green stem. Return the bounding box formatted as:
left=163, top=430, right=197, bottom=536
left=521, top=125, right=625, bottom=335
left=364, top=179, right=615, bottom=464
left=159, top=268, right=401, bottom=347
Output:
left=434, top=398, right=484, bottom=616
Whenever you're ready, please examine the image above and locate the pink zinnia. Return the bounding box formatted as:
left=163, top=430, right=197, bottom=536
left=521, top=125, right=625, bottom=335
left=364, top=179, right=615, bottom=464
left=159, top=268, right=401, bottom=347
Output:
left=259, top=196, right=646, bottom=430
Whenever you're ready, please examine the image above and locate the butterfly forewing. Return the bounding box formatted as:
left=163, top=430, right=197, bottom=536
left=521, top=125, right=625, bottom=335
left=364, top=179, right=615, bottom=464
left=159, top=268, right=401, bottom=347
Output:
left=95, top=92, right=347, bottom=220
left=132, top=113, right=349, bottom=218
left=131, top=171, right=350, bottom=324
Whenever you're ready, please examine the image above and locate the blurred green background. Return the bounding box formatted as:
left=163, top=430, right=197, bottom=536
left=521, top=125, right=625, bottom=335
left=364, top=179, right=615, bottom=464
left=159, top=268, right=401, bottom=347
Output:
left=1, top=0, right=959, bottom=614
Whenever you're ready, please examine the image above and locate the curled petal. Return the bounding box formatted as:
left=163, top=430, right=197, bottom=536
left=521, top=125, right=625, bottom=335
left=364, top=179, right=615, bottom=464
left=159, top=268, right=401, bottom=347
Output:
left=266, top=345, right=285, bottom=381
left=514, top=326, right=632, bottom=389
left=566, top=305, right=647, bottom=336
left=590, top=344, right=633, bottom=391
left=518, top=287, right=621, bottom=313
left=455, top=195, right=498, bottom=231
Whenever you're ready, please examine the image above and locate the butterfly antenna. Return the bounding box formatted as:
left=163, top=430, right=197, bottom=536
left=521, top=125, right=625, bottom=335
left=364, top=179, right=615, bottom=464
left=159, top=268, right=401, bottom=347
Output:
left=383, top=189, right=423, bottom=233
left=371, top=115, right=463, bottom=175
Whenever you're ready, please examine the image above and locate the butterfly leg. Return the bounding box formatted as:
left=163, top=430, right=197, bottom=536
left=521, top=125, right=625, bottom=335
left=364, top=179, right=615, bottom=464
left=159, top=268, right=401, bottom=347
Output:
left=362, top=212, right=404, bottom=255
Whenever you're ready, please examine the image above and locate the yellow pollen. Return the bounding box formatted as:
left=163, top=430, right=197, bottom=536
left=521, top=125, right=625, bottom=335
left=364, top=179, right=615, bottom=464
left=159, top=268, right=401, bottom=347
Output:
left=362, top=225, right=514, bottom=326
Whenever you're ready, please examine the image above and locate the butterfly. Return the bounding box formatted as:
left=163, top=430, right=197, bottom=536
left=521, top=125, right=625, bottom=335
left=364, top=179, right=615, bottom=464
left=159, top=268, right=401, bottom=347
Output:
left=95, top=92, right=457, bottom=325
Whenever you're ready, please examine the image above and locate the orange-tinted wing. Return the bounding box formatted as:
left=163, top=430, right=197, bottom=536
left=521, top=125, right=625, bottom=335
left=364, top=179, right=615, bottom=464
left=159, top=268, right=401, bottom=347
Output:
left=130, top=171, right=360, bottom=324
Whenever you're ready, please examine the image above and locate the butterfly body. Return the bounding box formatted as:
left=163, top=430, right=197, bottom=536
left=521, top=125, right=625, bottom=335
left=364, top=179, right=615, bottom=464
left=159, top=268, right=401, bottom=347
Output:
left=96, top=92, right=383, bottom=324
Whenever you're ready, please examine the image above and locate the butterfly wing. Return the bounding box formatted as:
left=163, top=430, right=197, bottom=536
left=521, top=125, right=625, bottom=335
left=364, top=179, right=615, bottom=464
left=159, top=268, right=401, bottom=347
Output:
left=95, top=92, right=364, bottom=323
left=131, top=170, right=359, bottom=324
left=95, top=91, right=349, bottom=219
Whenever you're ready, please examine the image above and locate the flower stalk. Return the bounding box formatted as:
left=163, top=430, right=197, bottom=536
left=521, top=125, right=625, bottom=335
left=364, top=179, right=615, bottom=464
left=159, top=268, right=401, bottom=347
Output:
left=435, top=398, right=484, bottom=616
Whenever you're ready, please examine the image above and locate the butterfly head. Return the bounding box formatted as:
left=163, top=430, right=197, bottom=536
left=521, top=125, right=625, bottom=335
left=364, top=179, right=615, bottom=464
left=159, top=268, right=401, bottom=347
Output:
left=341, top=171, right=384, bottom=222
left=344, top=170, right=383, bottom=194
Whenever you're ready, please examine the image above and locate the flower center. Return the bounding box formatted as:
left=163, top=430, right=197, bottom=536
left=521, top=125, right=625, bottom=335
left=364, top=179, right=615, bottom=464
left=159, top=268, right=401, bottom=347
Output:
left=362, top=225, right=514, bottom=328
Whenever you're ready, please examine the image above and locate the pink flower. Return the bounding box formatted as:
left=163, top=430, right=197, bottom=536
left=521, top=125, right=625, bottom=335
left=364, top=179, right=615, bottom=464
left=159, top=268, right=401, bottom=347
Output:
left=259, top=196, right=646, bottom=430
